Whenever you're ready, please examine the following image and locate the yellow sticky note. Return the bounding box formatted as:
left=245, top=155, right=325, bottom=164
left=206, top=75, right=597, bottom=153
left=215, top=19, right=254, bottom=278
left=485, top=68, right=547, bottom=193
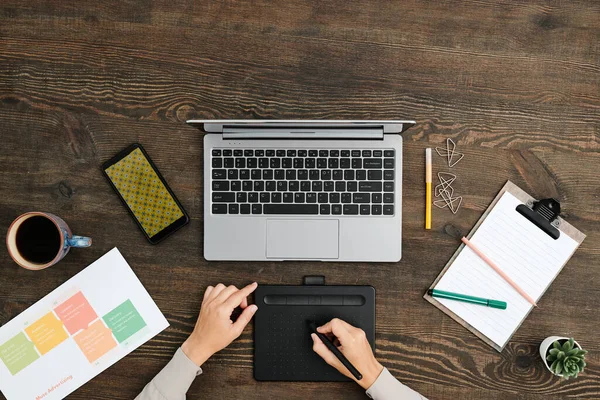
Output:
left=25, top=312, right=69, bottom=355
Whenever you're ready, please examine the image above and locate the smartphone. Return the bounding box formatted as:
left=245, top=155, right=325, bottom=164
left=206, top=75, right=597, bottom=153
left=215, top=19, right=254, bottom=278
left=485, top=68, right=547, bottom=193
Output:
left=102, top=143, right=189, bottom=244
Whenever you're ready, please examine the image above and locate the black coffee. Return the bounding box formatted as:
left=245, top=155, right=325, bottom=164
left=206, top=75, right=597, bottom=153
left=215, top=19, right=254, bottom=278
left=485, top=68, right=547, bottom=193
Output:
left=15, top=216, right=61, bottom=264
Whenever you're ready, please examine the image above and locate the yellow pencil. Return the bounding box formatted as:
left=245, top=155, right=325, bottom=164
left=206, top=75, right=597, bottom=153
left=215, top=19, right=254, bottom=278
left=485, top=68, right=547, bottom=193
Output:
left=425, top=148, right=432, bottom=229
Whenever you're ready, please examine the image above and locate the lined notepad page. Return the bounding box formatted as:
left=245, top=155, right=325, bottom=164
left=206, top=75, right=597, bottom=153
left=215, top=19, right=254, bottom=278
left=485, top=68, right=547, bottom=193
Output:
left=435, top=192, right=579, bottom=349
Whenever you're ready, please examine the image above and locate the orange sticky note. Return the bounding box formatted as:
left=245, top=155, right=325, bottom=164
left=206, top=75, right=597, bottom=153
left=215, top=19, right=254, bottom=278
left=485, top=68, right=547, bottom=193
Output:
left=54, top=291, right=98, bottom=334
left=25, top=312, right=69, bottom=355
left=73, top=320, right=117, bottom=363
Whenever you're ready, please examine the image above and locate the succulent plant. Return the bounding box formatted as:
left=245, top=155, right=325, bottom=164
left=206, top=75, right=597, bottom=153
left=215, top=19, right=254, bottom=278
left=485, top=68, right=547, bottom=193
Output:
left=546, top=338, right=587, bottom=379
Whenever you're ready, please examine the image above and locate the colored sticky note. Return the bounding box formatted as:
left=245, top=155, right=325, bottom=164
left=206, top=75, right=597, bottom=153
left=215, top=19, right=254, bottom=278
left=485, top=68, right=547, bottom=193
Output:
left=54, top=291, right=98, bottom=334
left=73, top=320, right=118, bottom=363
left=102, top=300, right=147, bottom=343
left=24, top=312, right=69, bottom=355
left=0, top=332, right=40, bottom=375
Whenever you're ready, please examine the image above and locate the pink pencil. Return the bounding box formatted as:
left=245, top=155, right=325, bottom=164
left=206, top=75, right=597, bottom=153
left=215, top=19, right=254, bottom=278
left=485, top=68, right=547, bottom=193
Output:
left=461, top=237, right=537, bottom=307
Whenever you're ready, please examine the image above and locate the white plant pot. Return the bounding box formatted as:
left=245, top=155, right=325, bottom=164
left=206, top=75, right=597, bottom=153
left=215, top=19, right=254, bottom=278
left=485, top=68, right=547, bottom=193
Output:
left=540, top=336, right=582, bottom=377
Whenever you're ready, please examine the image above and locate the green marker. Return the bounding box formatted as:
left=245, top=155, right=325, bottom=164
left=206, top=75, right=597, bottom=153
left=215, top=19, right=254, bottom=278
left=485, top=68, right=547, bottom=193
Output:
left=428, top=289, right=507, bottom=310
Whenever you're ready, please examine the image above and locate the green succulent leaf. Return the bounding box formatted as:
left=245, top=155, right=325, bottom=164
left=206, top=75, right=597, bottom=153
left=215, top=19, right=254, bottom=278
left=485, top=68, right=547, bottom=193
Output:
left=553, top=341, right=562, bottom=350
left=555, top=362, right=563, bottom=375
left=549, top=348, right=560, bottom=356
left=563, top=339, right=574, bottom=352
left=567, top=348, right=579, bottom=356
left=557, top=351, right=565, bottom=360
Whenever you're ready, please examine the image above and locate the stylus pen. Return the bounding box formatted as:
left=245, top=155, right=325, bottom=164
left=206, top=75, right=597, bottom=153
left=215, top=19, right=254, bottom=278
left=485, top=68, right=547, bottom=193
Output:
left=425, top=148, right=432, bottom=229
left=308, top=321, right=363, bottom=380
left=428, top=288, right=507, bottom=309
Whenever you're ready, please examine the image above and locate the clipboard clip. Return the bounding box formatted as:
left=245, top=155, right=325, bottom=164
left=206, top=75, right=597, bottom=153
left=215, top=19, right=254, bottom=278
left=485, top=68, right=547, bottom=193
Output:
left=516, top=198, right=561, bottom=240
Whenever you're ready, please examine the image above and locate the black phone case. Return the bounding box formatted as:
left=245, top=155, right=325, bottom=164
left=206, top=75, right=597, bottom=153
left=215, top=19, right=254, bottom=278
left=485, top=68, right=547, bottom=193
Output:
left=101, top=143, right=189, bottom=244
left=254, top=280, right=375, bottom=381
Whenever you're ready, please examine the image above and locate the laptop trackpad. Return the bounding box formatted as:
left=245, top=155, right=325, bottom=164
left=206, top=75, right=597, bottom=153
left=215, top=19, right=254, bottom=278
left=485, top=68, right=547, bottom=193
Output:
left=266, top=219, right=339, bottom=259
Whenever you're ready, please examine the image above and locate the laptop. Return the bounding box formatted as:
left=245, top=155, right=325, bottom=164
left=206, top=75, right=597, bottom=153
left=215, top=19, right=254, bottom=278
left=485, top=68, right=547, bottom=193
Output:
left=187, top=120, right=415, bottom=262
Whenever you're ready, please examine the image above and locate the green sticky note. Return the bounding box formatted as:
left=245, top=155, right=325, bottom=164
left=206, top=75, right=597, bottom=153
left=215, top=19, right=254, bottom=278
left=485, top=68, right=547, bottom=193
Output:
left=102, top=300, right=147, bottom=343
left=0, top=332, right=40, bottom=375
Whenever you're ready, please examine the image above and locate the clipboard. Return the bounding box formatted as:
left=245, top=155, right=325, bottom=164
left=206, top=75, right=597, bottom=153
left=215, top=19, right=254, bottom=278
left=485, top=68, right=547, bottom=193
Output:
left=424, top=181, right=586, bottom=352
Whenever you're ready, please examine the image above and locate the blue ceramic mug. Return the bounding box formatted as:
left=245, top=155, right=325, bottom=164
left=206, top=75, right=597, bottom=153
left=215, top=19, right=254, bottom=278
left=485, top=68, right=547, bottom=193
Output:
left=6, top=212, right=92, bottom=270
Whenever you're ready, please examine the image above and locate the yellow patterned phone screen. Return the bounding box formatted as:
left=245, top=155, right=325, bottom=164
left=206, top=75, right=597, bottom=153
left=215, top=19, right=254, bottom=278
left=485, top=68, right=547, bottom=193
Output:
left=105, top=148, right=183, bottom=237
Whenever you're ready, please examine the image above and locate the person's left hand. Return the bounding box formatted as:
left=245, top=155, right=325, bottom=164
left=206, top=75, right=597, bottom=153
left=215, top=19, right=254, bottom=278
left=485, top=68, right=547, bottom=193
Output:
left=182, top=282, right=258, bottom=366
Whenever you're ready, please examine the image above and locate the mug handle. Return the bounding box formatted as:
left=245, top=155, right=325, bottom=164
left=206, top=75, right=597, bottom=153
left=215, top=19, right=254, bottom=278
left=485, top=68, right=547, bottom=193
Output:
left=67, top=236, right=92, bottom=248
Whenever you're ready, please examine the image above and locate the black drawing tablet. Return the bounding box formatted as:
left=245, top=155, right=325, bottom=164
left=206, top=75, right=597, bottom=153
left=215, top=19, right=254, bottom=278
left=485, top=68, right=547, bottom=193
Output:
left=254, top=277, right=375, bottom=381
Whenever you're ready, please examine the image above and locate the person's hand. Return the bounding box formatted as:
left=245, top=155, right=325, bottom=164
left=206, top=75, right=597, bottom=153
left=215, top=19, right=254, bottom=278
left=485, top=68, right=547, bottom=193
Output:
left=311, top=318, right=383, bottom=389
left=182, top=282, right=258, bottom=366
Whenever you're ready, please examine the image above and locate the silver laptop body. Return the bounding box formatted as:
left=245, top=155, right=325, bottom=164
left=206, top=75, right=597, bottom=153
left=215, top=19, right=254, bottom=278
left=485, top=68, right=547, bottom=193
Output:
left=187, top=120, right=415, bottom=262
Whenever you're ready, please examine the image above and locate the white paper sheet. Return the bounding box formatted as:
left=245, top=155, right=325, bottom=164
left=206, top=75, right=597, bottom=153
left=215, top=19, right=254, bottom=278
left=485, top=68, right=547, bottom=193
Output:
left=435, top=192, right=579, bottom=348
left=0, top=248, right=169, bottom=400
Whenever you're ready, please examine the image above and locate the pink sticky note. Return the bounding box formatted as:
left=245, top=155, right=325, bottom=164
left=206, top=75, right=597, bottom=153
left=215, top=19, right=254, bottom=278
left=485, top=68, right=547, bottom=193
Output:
left=54, top=292, right=98, bottom=335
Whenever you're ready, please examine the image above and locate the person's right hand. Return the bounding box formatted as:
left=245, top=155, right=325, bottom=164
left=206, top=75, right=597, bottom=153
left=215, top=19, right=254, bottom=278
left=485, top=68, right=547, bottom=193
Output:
left=311, top=318, right=383, bottom=389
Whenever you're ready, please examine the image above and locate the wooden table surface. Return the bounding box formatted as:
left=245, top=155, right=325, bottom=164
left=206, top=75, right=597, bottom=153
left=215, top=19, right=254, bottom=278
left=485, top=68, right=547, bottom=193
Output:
left=1, top=1, right=599, bottom=399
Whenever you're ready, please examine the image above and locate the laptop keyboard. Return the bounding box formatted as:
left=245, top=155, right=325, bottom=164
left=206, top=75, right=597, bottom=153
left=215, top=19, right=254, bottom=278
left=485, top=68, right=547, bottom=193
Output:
left=210, top=149, right=396, bottom=216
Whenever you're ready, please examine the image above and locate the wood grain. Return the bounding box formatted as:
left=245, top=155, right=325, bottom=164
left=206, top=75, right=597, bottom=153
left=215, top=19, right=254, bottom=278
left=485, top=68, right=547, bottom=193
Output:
left=1, top=1, right=599, bottom=399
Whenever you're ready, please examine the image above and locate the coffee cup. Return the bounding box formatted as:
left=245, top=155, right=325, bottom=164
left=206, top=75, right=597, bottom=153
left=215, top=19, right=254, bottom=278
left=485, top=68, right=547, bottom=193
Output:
left=6, top=212, right=92, bottom=270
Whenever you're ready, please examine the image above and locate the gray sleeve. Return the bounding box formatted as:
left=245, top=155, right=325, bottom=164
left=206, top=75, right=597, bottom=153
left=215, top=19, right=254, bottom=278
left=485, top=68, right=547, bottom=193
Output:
left=135, top=347, right=203, bottom=400
left=366, top=368, right=427, bottom=400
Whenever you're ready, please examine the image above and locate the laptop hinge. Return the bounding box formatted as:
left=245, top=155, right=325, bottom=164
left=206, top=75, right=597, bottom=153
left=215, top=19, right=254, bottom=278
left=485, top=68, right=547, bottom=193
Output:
left=222, top=126, right=385, bottom=140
